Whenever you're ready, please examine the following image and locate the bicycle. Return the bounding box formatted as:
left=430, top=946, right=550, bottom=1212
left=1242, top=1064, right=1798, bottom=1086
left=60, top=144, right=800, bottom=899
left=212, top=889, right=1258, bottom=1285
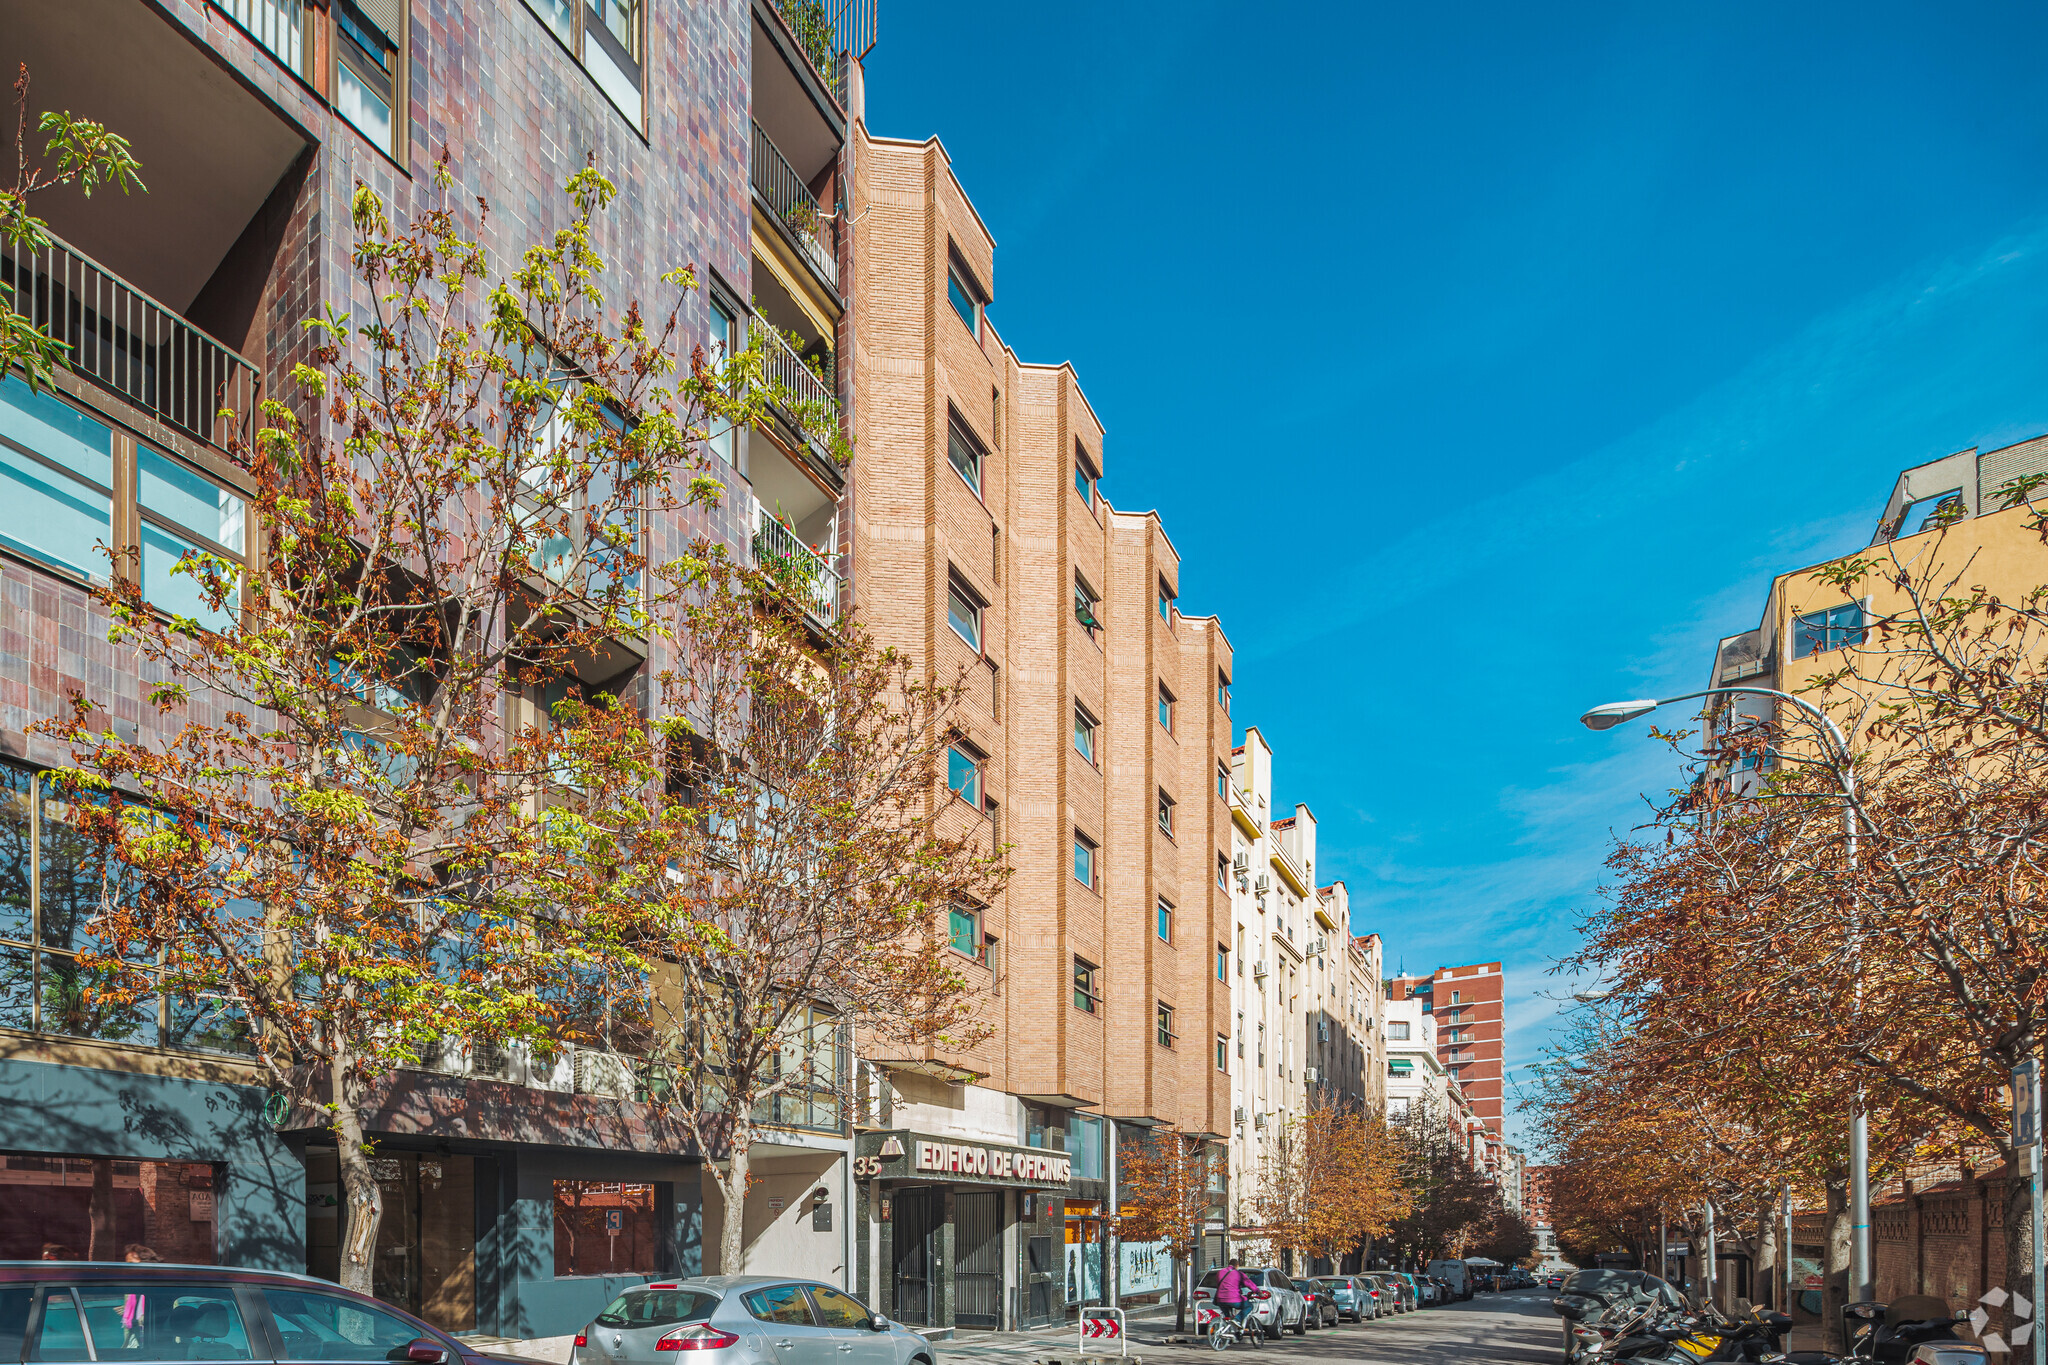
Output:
left=1200, top=1305, right=1265, bottom=1352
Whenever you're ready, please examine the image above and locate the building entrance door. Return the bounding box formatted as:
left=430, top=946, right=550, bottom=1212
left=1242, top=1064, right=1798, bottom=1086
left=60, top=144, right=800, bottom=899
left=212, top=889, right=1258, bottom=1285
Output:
left=891, top=1189, right=941, bottom=1327
left=953, top=1192, right=1002, bottom=1329
left=356, top=1152, right=475, bottom=1333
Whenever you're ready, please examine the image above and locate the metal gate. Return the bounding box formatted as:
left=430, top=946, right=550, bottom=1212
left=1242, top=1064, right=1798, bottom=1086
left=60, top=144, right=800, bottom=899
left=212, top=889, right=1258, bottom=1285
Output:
left=954, top=1192, right=1002, bottom=1328
left=892, top=1189, right=940, bottom=1326
left=1026, top=1234, right=1056, bottom=1325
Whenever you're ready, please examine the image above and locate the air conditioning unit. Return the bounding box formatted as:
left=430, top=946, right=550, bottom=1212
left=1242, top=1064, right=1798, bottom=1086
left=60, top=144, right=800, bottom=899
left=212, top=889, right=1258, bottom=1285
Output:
left=1254, top=875, right=1270, bottom=894
left=1305, top=1067, right=1321, bottom=1083
left=1252, top=960, right=1268, bottom=980
left=1317, top=1021, right=1330, bottom=1042
left=574, top=1049, right=636, bottom=1100
left=1308, top=937, right=1327, bottom=956
left=1232, top=853, right=1249, bottom=872
left=1233, top=1106, right=1246, bottom=1124
left=417, top=1035, right=469, bottom=1076
left=528, top=1044, right=576, bottom=1093
left=1253, top=1112, right=1268, bottom=1129
left=471, top=1040, right=529, bottom=1086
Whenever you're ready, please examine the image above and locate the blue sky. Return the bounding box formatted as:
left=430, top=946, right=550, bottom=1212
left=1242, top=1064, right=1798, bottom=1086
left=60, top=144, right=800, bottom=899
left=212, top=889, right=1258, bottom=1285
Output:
left=865, top=2, right=2048, bottom=1145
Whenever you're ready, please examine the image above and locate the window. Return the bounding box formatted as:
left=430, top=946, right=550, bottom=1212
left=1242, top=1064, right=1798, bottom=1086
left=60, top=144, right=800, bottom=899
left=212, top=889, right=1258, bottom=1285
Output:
left=1236, top=1011, right=1244, bottom=1056
left=1157, top=898, right=1173, bottom=943
left=1217, top=1035, right=1229, bottom=1071
left=1156, top=1002, right=1176, bottom=1048
left=1074, top=573, right=1102, bottom=637
left=0, top=378, right=250, bottom=633
left=1216, top=853, right=1229, bottom=889
left=808, top=1287, right=874, bottom=1331
left=523, top=0, right=644, bottom=126
left=552, top=1180, right=656, bottom=1276
left=947, top=256, right=984, bottom=337
left=1218, top=670, right=1231, bottom=711
left=947, top=743, right=984, bottom=809
left=948, top=906, right=981, bottom=959
left=76, top=1285, right=252, bottom=1361
left=1216, top=943, right=1228, bottom=981
left=742, top=1284, right=815, bottom=1326
left=756, top=1003, right=843, bottom=1132
left=1157, top=789, right=1175, bottom=836
left=1794, top=603, right=1865, bottom=657
left=947, top=576, right=984, bottom=652
left=1451, top=990, right=1460, bottom=1004
left=1387, top=1020, right=1411, bottom=1040
left=263, top=1290, right=423, bottom=1362
left=1158, top=684, right=1175, bottom=734
left=1073, top=832, right=1097, bottom=889
left=1074, top=443, right=1098, bottom=507
left=1898, top=487, right=1965, bottom=535
left=0, top=1157, right=218, bottom=1266
left=947, top=415, right=984, bottom=496
left=1073, top=704, right=1099, bottom=765
left=1158, top=579, right=1176, bottom=623
left=1217, top=763, right=1229, bottom=799
left=1073, top=957, right=1100, bottom=1012
left=705, top=298, right=738, bottom=464
left=1068, top=1112, right=1104, bottom=1180
left=334, top=0, right=403, bottom=156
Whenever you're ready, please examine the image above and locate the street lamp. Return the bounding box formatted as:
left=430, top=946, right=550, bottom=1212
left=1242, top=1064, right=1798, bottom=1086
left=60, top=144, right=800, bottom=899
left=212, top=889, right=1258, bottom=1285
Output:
left=1571, top=989, right=1613, bottom=1003
left=1581, top=685, right=1872, bottom=1306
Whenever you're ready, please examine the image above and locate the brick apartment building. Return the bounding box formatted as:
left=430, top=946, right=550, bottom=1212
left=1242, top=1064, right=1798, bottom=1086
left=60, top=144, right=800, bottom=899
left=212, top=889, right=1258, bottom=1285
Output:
left=1389, top=962, right=1508, bottom=1185
left=0, top=0, right=869, bottom=1338
left=844, top=125, right=1239, bottom=1330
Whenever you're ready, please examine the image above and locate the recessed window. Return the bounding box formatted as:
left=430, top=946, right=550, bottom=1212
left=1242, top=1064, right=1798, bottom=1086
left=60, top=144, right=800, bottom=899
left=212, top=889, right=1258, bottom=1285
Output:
left=948, top=905, right=981, bottom=959
left=1216, top=853, right=1229, bottom=889
left=1157, top=789, right=1176, bottom=836
left=947, top=743, right=984, bottom=809
left=1216, top=943, right=1228, bottom=981
left=1074, top=573, right=1102, bottom=638
left=334, top=0, right=405, bottom=156
left=1897, top=488, right=1965, bottom=536
left=1216, top=762, right=1229, bottom=799
left=1388, top=1021, right=1411, bottom=1040
left=1074, top=442, right=1098, bottom=507
left=1158, top=683, right=1175, bottom=734
left=1073, top=831, right=1098, bottom=889
left=1073, top=704, right=1099, bottom=765
left=1793, top=603, right=1865, bottom=657
left=1216, top=1035, right=1229, bottom=1071
left=1156, top=1002, right=1176, bottom=1048
left=947, top=415, right=984, bottom=497
left=705, top=298, right=739, bottom=464
left=1158, top=579, right=1176, bottom=623
left=1218, top=670, right=1231, bottom=712
left=947, top=256, right=984, bottom=337
left=1157, top=897, right=1174, bottom=943
left=523, top=0, right=644, bottom=126
left=1073, top=957, right=1100, bottom=1012
left=947, top=576, right=984, bottom=652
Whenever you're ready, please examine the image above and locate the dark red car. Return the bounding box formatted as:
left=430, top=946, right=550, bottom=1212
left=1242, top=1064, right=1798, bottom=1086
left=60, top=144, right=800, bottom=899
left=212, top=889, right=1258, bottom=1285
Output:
left=0, top=1261, right=546, bottom=1365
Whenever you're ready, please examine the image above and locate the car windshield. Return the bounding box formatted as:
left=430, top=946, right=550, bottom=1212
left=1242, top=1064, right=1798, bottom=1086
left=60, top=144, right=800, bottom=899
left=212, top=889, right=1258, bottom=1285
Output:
left=1562, top=1271, right=1681, bottom=1306
left=596, top=1290, right=718, bottom=1328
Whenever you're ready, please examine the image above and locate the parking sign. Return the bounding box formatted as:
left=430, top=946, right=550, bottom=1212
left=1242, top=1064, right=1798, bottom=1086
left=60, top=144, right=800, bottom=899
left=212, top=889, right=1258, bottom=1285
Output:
left=2015, top=1059, right=2040, bottom=1149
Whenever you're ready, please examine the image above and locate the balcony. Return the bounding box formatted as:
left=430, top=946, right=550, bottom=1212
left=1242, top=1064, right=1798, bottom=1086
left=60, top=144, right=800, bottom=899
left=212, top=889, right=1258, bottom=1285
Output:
left=3, top=230, right=259, bottom=456
left=760, top=0, right=876, bottom=110
left=753, top=121, right=838, bottom=291
left=751, top=495, right=840, bottom=625
left=757, top=323, right=841, bottom=459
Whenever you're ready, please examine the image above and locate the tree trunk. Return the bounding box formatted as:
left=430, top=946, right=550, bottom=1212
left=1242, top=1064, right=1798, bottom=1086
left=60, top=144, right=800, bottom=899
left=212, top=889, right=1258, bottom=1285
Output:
left=334, top=1051, right=383, bottom=1296
left=1823, top=1173, right=1850, bottom=1353
left=1754, top=1196, right=1780, bottom=1312
left=714, top=1138, right=752, bottom=1277
left=1173, top=1248, right=1186, bottom=1333
left=87, top=1159, right=116, bottom=1259
left=2003, top=1162, right=2033, bottom=1345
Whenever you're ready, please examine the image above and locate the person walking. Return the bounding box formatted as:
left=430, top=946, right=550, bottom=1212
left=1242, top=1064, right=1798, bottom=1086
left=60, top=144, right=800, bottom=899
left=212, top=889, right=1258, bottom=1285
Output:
left=1216, top=1258, right=1254, bottom=1336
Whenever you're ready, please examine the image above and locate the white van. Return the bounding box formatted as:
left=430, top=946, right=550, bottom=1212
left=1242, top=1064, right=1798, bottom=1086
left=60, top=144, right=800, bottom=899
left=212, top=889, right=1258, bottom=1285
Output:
left=1426, top=1259, right=1474, bottom=1300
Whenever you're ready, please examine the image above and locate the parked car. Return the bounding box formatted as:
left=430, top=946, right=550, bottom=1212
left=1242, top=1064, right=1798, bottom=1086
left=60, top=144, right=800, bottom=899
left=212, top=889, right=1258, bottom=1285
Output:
left=1414, top=1275, right=1441, bottom=1307
left=1300, top=1281, right=1340, bottom=1330
left=1370, top=1272, right=1417, bottom=1312
left=1310, top=1276, right=1379, bottom=1322
left=0, top=1260, right=548, bottom=1365
left=1194, top=1267, right=1310, bottom=1340
left=574, top=1277, right=931, bottom=1365
left=1385, top=1271, right=1427, bottom=1308
left=1426, top=1260, right=1473, bottom=1301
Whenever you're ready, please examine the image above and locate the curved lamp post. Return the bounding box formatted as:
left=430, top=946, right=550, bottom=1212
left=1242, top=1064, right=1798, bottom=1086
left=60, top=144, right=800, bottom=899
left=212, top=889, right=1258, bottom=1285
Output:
left=1581, top=687, right=1871, bottom=1307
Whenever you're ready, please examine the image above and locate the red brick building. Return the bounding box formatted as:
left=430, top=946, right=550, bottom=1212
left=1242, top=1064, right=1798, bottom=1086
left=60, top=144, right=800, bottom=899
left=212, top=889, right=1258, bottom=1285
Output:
left=1387, top=962, right=1505, bottom=1133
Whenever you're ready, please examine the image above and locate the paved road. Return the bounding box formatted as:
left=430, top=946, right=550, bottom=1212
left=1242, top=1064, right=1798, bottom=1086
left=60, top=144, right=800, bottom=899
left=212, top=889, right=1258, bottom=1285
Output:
left=938, top=1290, right=1563, bottom=1365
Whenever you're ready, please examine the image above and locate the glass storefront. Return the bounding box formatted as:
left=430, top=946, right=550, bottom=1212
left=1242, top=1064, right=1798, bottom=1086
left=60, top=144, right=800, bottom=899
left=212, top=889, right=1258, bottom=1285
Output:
left=0, top=1153, right=217, bottom=1261
left=1064, top=1200, right=1106, bottom=1306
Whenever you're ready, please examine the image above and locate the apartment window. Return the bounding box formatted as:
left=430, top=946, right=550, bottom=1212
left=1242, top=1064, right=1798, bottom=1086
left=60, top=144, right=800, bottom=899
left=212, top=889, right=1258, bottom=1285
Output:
left=1217, top=1035, right=1229, bottom=1072
left=523, top=0, right=645, bottom=127
left=1451, top=990, right=1460, bottom=1004
left=1158, top=683, right=1175, bottom=734
left=1068, top=1113, right=1105, bottom=1180
left=1156, top=1002, right=1176, bottom=1048
left=948, top=905, right=981, bottom=959
left=1236, top=1011, right=1245, bottom=1056
left=1074, top=573, right=1102, bottom=638
left=1898, top=488, right=1965, bottom=535
left=1217, top=762, right=1229, bottom=799
left=1218, top=670, right=1231, bottom=712
left=1216, top=853, right=1229, bottom=889
left=335, top=0, right=404, bottom=156
left=705, top=298, right=739, bottom=465
left=1216, top=943, right=1228, bottom=982
left=1073, top=957, right=1100, bottom=1013
left=947, top=415, right=984, bottom=497
left=1073, top=704, right=1099, bottom=765
left=1073, top=832, right=1097, bottom=889
left=986, top=798, right=1001, bottom=850
left=947, top=255, right=984, bottom=337
left=1387, top=1020, right=1411, bottom=1040
left=1158, top=578, right=1176, bottom=623
left=1794, top=603, right=1866, bottom=657
left=1, top=377, right=249, bottom=633
left=947, top=743, right=984, bottom=810
left=1157, top=789, right=1176, bottom=837
left=946, top=575, right=985, bottom=652
left=1157, top=897, right=1173, bottom=943
left=1074, top=443, right=1098, bottom=507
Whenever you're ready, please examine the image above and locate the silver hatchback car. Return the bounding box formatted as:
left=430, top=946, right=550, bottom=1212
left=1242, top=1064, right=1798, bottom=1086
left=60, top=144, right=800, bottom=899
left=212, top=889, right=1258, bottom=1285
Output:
left=575, top=1277, right=932, bottom=1365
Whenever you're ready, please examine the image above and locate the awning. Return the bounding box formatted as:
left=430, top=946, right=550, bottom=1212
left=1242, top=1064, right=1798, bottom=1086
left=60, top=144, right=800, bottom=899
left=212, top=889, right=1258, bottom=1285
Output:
left=1388, top=1059, right=1415, bottom=1073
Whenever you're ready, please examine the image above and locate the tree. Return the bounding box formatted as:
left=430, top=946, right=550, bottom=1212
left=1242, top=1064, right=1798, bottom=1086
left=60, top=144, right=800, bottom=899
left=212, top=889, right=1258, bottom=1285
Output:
left=549, top=555, right=1007, bottom=1275
left=1386, top=1094, right=1495, bottom=1264
left=1469, top=1202, right=1538, bottom=1267
left=1254, top=1095, right=1408, bottom=1274
left=37, top=159, right=766, bottom=1293
left=1116, top=1128, right=1222, bottom=1331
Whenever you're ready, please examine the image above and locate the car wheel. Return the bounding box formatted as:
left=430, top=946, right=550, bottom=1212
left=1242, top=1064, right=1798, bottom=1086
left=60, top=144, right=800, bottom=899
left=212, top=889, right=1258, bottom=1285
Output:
left=1291, top=1310, right=1306, bottom=1337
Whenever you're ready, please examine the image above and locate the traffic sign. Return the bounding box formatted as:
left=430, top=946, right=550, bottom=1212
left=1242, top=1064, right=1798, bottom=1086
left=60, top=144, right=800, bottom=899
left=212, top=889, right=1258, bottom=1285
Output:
left=2017, top=1060, right=2040, bottom=1149
left=1666, top=1243, right=1690, bottom=1258
left=1805, top=1274, right=1824, bottom=1291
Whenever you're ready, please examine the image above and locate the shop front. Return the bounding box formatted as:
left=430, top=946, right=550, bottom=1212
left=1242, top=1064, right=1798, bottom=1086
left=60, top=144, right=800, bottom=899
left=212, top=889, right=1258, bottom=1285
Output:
left=854, top=1130, right=1074, bottom=1333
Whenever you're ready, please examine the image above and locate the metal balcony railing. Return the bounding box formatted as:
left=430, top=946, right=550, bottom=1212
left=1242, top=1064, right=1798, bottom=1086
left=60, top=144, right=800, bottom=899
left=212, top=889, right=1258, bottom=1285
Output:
left=755, top=324, right=840, bottom=446
left=763, top=0, right=876, bottom=108
left=213, top=0, right=312, bottom=80
left=3, top=230, right=260, bottom=457
left=751, top=496, right=840, bottom=625
left=751, top=121, right=838, bottom=290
